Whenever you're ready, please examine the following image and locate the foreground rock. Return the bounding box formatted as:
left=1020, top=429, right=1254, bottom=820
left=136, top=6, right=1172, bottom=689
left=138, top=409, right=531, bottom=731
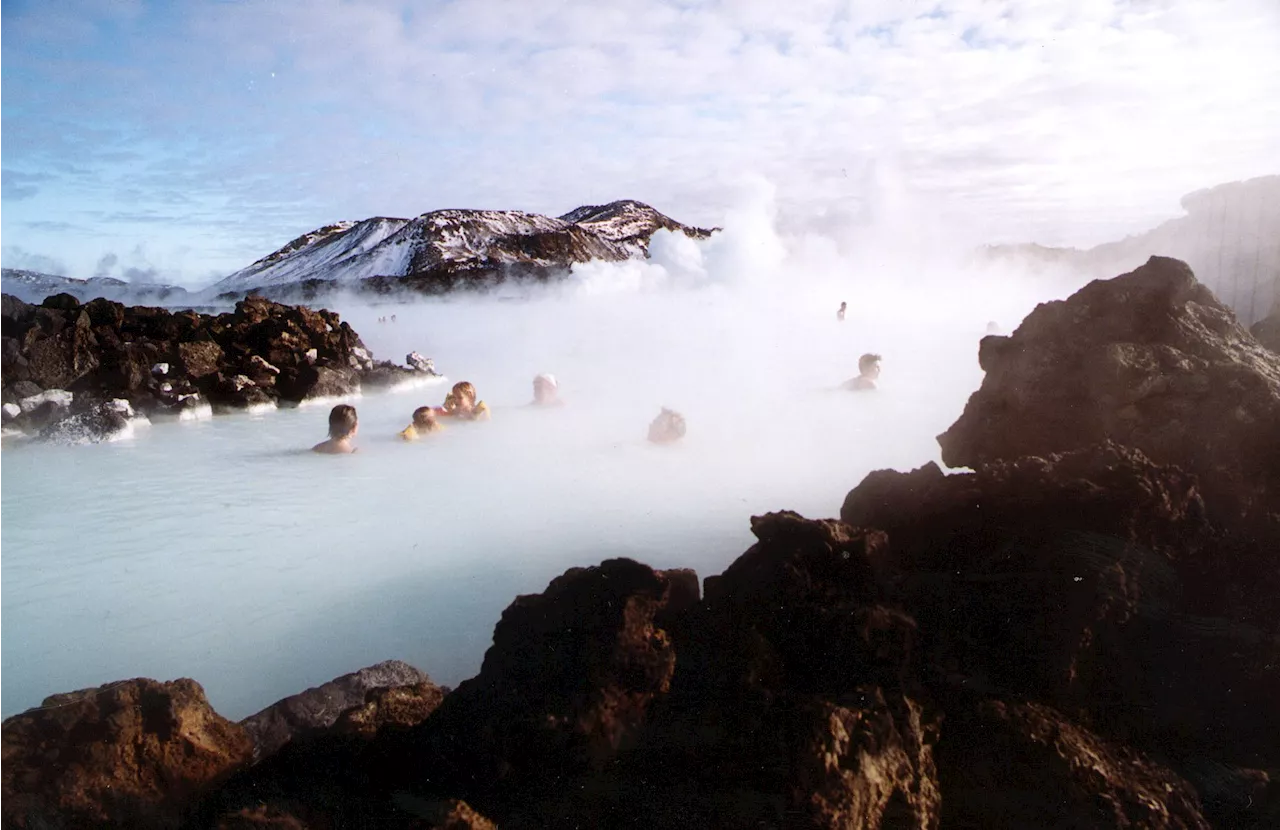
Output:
left=239, top=660, right=441, bottom=760
left=0, top=293, right=441, bottom=438
left=201, top=447, right=1250, bottom=828
left=938, top=256, right=1280, bottom=526
left=1, top=678, right=252, bottom=829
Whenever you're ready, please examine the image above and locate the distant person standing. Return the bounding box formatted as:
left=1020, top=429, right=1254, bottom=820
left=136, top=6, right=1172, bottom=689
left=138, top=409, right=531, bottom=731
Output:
left=843, top=354, right=882, bottom=391
left=837, top=301, right=848, bottom=322
left=313, top=404, right=359, bottom=453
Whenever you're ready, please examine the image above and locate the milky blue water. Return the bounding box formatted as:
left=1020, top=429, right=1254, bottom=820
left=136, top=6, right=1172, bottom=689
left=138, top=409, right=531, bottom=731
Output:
left=1, top=271, right=1063, bottom=720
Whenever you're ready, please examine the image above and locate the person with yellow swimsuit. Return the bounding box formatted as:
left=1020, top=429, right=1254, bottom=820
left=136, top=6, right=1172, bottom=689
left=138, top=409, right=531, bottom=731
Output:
left=399, top=406, right=444, bottom=440
left=440, top=381, right=491, bottom=421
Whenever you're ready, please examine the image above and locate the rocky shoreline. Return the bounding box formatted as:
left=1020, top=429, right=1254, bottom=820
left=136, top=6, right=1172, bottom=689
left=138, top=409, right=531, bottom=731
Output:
left=0, top=293, right=439, bottom=443
left=3, top=257, right=1278, bottom=829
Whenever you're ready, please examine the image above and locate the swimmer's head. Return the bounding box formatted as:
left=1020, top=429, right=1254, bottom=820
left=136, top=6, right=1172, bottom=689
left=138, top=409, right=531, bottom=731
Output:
left=412, top=406, right=437, bottom=428
left=328, top=404, right=358, bottom=439
left=451, top=381, right=477, bottom=405
left=858, top=353, right=882, bottom=378
left=839, top=301, right=847, bottom=310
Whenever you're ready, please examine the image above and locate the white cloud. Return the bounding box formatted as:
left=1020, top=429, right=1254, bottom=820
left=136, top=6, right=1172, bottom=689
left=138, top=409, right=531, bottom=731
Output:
left=2, top=0, right=1278, bottom=283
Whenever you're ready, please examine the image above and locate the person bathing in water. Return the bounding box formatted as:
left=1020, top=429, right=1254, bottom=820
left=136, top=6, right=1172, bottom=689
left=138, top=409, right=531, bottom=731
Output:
left=844, top=353, right=882, bottom=391
left=313, top=404, right=359, bottom=453
left=532, top=373, right=563, bottom=406
left=399, top=406, right=443, bottom=440
left=837, top=301, right=847, bottom=322
left=440, top=381, right=491, bottom=421
left=648, top=407, right=686, bottom=444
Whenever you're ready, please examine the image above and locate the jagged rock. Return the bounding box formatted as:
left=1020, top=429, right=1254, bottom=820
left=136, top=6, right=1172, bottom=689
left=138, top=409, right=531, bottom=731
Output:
left=204, top=373, right=275, bottom=410
left=1252, top=300, right=1280, bottom=353
left=331, top=681, right=448, bottom=739
left=239, top=660, right=433, bottom=761
left=1, top=292, right=390, bottom=436
left=390, top=798, right=498, bottom=829
left=276, top=364, right=358, bottom=402
left=938, top=256, right=1280, bottom=524
left=936, top=697, right=1210, bottom=829
left=406, top=351, right=436, bottom=374
left=377, top=559, right=687, bottom=821
left=1, top=678, right=252, bottom=829
left=841, top=442, right=1280, bottom=785
left=38, top=399, right=144, bottom=444
left=179, top=340, right=225, bottom=379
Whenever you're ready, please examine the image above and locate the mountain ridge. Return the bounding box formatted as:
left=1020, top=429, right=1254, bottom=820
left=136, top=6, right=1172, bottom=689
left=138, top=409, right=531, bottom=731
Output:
left=208, top=199, right=716, bottom=299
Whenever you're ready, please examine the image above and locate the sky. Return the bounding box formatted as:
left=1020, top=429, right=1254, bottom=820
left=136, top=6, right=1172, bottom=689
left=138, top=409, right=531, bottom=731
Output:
left=2, top=0, right=1279, bottom=287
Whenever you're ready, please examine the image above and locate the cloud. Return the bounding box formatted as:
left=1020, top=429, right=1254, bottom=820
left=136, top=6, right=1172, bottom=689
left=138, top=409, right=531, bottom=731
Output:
left=2, top=170, right=47, bottom=201
left=1, top=246, right=70, bottom=276
left=2, top=0, right=1279, bottom=283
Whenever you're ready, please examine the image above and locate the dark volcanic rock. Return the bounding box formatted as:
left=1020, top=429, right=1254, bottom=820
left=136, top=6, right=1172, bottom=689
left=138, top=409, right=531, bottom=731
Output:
left=239, top=660, right=434, bottom=761
left=938, top=256, right=1280, bottom=524
left=331, top=681, right=448, bottom=739
left=1, top=678, right=252, bottom=829
left=936, top=696, right=1210, bottom=829
left=392, top=559, right=686, bottom=813
left=178, top=339, right=225, bottom=379
left=1251, top=299, right=1280, bottom=353
left=37, top=398, right=139, bottom=444
left=0, top=292, right=399, bottom=436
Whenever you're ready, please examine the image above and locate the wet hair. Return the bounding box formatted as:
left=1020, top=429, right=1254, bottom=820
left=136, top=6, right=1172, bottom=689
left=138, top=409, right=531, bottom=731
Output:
left=858, top=353, right=882, bottom=374
left=412, top=406, right=436, bottom=428
left=328, top=404, right=358, bottom=439
left=451, top=381, right=477, bottom=405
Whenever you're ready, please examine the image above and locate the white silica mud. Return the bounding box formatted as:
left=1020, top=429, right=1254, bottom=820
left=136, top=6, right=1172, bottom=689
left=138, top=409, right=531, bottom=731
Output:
left=0, top=210, right=1093, bottom=720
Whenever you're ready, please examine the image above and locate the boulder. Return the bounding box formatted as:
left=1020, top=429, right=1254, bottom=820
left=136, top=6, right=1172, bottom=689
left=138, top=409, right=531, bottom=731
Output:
left=238, top=660, right=435, bottom=761
left=1, top=293, right=35, bottom=332
left=938, top=256, right=1280, bottom=524
left=204, top=373, right=275, bottom=410
left=380, top=559, right=688, bottom=820
left=9, top=379, right=43, bottom=400
left=1, top=678, right=252, bottom=829
left=936, top=697, right=1210, bottom=829
left=38, top=399, right=144, bottom=444
left=275, top=364, right=358, bottom=402
left=178, top=340, right=225, bottom=379
left=406, top=351, right=437, bottom=374
left=331, top=681, right=449, bottom=739
left=1251, top=300, right=1280, bottom=353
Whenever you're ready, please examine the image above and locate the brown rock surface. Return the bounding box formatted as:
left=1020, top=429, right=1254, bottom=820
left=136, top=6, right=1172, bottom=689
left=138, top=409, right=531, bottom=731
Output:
left=239, top=660, right=436, bottom=760
left=332, top=681, right=448, bottom=739
left=937, top=256, right=1280, bottom=524
left=1, top=678, right=252, bottom=829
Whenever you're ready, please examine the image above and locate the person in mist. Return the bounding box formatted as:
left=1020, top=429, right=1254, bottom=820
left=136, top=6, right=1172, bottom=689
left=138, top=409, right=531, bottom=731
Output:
left=440, top=381, right=491, bottom=421
left=837, top=301, right=847, bottom=322
left=313, top=404, right=359, bottom=454
left=844, top=353, right=882, bottom=391
left=399, top=406, right=444, bottom=440
left=648, top=407, right=686, bottom=444
left=532, top=373, right=563, bottom=406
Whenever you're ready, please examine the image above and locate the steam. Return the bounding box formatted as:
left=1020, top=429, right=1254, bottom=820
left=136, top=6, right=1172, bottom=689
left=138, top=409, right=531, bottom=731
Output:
left=1, top=175, right=1097, bottom=720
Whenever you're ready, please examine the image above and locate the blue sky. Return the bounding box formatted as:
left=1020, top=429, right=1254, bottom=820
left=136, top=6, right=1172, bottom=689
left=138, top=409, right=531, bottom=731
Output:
left=3, top=0, right=1279, bottom=287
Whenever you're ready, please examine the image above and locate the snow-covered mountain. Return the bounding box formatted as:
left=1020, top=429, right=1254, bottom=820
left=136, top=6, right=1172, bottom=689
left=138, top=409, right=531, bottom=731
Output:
left=0, top=269, right=191, bottom=306
left=207, top=200, right=714, bottom=299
